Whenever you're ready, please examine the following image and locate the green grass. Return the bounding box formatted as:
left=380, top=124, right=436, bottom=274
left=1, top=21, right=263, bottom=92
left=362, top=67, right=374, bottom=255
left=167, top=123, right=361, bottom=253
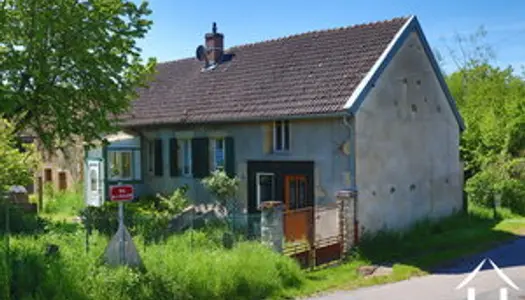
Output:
left=5, top=196, right=525, bottom=299
left=144, top=232, right=304, bottom=299
left=0, top=226, right=304, bottom=300
left=278, top=205, right=525, bottom=298
left=41, top=183, right=84, bottom=219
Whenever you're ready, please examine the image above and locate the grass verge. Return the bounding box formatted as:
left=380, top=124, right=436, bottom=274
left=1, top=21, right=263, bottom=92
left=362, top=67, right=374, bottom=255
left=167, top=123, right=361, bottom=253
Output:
left=278, top=205, right=525, bottom=299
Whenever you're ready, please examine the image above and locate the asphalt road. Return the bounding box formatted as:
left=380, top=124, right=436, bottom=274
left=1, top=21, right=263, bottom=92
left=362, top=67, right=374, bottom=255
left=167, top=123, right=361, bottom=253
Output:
left=309, top=237, right=525, bottom=300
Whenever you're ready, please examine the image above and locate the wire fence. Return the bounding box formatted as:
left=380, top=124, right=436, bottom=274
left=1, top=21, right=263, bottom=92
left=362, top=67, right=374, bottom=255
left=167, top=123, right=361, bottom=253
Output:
left=80, top=203, right=265, bottom=251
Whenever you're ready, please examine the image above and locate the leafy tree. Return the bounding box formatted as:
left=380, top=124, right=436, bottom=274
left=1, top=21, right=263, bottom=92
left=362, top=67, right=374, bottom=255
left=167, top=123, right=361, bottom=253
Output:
left=445, top=52, right=525, bottom=213
left=441, top=27, right=525, bottom=213
left=0, top=119, right=39, bottom=193
left=0, top=0, right=156, bottom=148
left=447, top=64, right=525, bottom=175
left=202, top=170, right=240, bottom=213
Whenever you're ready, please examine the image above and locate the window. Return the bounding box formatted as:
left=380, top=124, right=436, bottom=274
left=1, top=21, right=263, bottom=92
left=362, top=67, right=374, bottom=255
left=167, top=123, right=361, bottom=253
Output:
left=181, top=140, right=192, bottom=176
left=58, top=171, right=67, bottom=191
left=212, top=138, right=225, bottom=170
left=285, top=175, right=308, bottom=210
left=89, top=169, right=98, bottom=192
left=273, top=120, right=290, bottom=152
left=256, top=173, right=275, bottom=209
left=108, top=150, right=132, bottom=180
left=44, top=168, right=53, bottom=182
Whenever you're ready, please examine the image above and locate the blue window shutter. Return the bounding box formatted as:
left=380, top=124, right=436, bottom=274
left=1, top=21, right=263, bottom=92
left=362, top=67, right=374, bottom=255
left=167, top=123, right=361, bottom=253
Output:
left=154, top=139, right=163, bottom=176
left=225, top=137, right=235, bottom=177
left=169, top=138, right=178, bottom=177
left=191, top=138, right=209, bottom=178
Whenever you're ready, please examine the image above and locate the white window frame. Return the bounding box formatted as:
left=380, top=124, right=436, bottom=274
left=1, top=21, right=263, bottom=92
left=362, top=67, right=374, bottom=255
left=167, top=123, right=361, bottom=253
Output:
left=108, top=150, right=133, bottom=181
left=181, top=139, right=192, bottom=176
left=256, top=172, right=275, bottom=209
left=273, top=120, right=290, bottom=152
left=212, top=138, right=226, bottom=171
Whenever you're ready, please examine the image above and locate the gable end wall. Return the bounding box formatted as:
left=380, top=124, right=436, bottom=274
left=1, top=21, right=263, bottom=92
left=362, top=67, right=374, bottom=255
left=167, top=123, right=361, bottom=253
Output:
left=355, top=31, right=463, bottom=233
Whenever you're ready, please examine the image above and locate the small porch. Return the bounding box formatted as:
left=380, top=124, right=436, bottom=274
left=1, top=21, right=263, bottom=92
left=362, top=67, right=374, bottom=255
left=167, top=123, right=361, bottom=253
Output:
left=84, top=132, right=147, bottom=206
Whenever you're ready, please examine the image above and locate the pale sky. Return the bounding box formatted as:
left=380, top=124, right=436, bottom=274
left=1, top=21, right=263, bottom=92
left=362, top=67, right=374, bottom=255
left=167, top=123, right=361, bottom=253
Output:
left=136, top=0, right=525, bottom=75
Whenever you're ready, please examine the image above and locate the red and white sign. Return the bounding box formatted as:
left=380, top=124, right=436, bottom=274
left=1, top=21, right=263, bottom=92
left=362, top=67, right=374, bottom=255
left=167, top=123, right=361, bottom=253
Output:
left=110, top=185, right=134, bottom=202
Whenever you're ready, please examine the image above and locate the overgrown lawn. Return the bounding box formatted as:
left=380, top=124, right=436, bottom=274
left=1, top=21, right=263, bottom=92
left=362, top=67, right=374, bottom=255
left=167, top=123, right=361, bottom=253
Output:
left=0, top=227, right=303, bottom=300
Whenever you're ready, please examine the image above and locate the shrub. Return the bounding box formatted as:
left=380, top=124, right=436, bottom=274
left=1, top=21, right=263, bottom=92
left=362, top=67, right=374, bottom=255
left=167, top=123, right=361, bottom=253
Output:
left=500, top=179, right=525, bottom=214
left=82, top=186, right=191, bottom=243
left=466, top=157, right=525, bottom=214
left=466, top=168, right=498, bottom=207
left=43, top=182, right=84, bottom=216
left=0, top=245, right=9, bottom=299
left=202, top=170, right=240, bottom=211
left=155, top=184, right=189, bottom=215
left=0, top=118, right=40, bottom=193
left=0, top=202, right=47, bottom=235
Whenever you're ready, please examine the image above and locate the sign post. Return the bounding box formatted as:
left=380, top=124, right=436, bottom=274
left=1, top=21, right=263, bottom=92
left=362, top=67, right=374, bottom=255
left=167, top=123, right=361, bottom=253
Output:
left=103, top=184, right=142, bottom=267
left=111, top=184, right=133, bottom=265
left=118, top=200, right=125, bottom=264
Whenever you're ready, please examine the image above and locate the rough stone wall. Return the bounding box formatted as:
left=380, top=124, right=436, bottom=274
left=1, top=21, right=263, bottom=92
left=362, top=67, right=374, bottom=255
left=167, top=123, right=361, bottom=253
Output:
left=37, top=139, right=84, bottom=191
left=340, top=194, right=356, bottom=252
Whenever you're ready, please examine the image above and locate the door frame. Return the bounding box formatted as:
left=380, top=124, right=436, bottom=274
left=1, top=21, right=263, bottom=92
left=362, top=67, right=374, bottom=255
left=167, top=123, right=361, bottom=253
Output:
left=247, top=161, right=314, bottom=214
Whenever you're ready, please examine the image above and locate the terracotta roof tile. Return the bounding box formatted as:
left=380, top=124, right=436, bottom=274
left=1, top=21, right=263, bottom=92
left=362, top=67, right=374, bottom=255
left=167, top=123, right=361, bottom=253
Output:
left=122, top=17, right=409, bottom=126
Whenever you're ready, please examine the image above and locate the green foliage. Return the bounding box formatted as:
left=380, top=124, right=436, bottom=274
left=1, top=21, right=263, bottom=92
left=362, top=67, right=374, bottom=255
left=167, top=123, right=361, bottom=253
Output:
left=0, top=202, right=47, bottom=235
left=155, top=185, right=190, bottom=215
left=447, top=61, right=525, bottom=213
left=447, top=64, right=525, bottom=174
left=0, top=0, right=156, bottom=148
left=465, top=156, right=525, bottom=214
left=0, top=227, right=303, bottom=300
left=202, top=170, right=240, bottom=208
left=0, top=119, right=39, bottom=193
left=42, top=182, right=85, bottom=216
left=356, top=204, right=519, bottom=265
left=143, top=233, right=304, bottom=299
left=3, top=230, right=156, bottom=300
left=0, top=245, right=9, bottom=300
left=82, top=186, right=191, bottom=243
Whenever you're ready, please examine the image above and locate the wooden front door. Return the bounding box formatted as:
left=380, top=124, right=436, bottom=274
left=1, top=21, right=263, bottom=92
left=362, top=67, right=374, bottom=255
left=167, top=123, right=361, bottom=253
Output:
left=283, top=175, right=313, bottom=243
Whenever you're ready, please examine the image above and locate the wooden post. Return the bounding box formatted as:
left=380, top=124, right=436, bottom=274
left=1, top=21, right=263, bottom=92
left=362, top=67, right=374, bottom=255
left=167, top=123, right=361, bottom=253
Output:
left=37, top=176, right=43, bottom=213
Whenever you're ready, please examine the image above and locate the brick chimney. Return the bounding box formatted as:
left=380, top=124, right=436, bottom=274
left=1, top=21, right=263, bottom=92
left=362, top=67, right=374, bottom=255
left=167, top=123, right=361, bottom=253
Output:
left=205, top=22, right=224, bottom=64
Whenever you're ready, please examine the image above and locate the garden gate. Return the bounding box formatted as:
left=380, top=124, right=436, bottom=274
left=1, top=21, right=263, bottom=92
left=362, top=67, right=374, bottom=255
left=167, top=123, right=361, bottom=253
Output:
left=283, top=191, right=357, bottom=268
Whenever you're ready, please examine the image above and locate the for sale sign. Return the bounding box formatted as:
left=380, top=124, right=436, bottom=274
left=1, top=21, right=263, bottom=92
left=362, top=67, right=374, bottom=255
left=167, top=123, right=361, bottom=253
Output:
left=110, top=185, right=134, bottom=202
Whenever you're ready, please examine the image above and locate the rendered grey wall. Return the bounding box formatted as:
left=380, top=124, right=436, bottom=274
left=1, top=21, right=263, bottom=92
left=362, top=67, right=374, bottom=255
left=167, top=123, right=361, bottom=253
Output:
left=139, top=117, right=352, bottom=210
left=355, top=31, right=463, bottom=233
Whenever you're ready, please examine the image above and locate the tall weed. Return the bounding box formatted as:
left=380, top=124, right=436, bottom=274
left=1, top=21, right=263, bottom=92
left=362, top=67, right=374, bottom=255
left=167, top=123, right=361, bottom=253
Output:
left=2, top=227, right=304, bottom=300
left=144, top=232, right=304, bottom=299
left=43, top=183, right=84, bottom=216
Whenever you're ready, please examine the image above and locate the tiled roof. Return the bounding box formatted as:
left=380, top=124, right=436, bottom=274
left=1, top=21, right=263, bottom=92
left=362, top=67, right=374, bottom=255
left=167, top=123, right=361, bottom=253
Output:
left=122, top=17, right=409, bottom=126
